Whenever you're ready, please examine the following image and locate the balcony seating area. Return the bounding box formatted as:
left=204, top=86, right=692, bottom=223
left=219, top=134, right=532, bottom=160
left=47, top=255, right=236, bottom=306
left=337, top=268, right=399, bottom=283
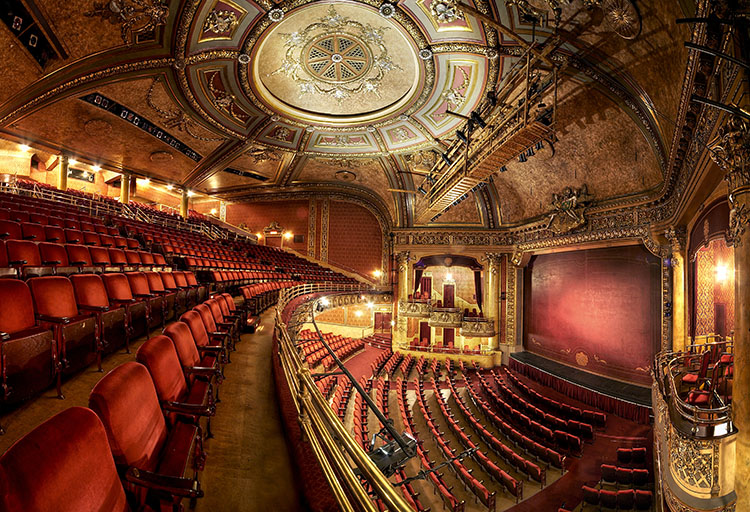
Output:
left=676, top=339, right=734, bottom=408
left=295, top=329, right=365, bottom=370
left=408, top=336, right=484, bottom=355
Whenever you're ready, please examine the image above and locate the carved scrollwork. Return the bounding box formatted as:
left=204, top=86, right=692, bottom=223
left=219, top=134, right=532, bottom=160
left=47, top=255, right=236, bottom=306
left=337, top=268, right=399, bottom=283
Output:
left=727, top=202, right=749, bottom=247
left=546, top=185, right=594, bottom=234
left=429, top=310, right=463, bottom=328
left=664, top=226, right=687, bottom=254
left=460, top=318, right=495, bottom=337
left=398, top=300, right=431, bottom=318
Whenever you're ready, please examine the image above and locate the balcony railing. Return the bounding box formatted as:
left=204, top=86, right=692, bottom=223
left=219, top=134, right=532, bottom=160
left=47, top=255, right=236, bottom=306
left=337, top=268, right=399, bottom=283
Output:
left=274, top=282, right=413, bottom=512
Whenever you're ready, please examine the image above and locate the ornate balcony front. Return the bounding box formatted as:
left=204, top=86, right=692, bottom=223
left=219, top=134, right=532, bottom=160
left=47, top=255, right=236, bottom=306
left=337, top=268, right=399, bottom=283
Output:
left=653, top=341, right=737, bottom=512
left=460, top=318, right=496, bottom=338
left=429, top=308, right=463, bottom=328
left=398, top=300, right=432, bottom=318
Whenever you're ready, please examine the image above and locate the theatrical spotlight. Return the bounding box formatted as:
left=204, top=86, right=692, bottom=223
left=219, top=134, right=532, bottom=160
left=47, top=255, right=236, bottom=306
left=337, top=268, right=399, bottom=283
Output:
left=417, top=185, right=427, bottom=195
left=368, top=430, right=418, bottom=477
left=535, top=140, right=544, bottom=150
left=527, top=147, right=535, bottom=157
left=456, top=129, right=469, bottom=145
left=499, top=166, right=508, bottom=173
left=470, top=111, right=487, bottom=129
left=519, top=153, right=527, bottom=163
left=441, top=152, right=452, bottom=165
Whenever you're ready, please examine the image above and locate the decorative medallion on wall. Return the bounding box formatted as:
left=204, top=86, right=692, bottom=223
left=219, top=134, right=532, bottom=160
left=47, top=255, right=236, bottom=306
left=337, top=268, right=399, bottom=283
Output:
left=149, top=151, right=173, bottom=162
left=335, top=170, right=357, bottom=181
left=85, top=0, right=169, bottom=44
left=203, top=71, right=251, bottom=125
left=546, top=184, right=594, bottom=234
left=575, top=351, right=589, bottom=367
left=83, top=119, right=113, bottom=137
left=199, top=0, right=247, bottom=41
left=272, top=6, right=398, bottom=102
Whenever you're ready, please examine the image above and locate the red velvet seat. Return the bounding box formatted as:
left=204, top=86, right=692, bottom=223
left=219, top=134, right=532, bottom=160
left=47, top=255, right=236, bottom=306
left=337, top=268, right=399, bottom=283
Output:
left=617, top=489, right=635, bottom=509
left=44, top=225, right=65, bottom=242
left=89, top=362, right=205, bottom=509
left=218, top=292, right=245, bottom=333
left=124, top=250, right=142, bottom=267
left=185, top=271, right=206, bottom=302
left=180, top=310, right=229, bottom=364
left=83, top=231, right=101, bottom=246
left=28, top=276, right=98, bottom=387
left=195, top=302, right=233, bottom=351
left=0, top=279, right=55, bottom=423
left=71, top=273, right=128, bottom=356
left=160, top=271, right=187, bottom=315
left=38, top=242, right=78, bottom=275
left=582, top=485, right=599, bottom=506
left=0, top=219, right=22, bottom=240
left=6, top=240, right=54, bottom=277
left=634, top=489, right=652, bottom=510
left=206, top=297, right=239, bottom=346
left=64, top=228, right=83, bottom=244
left=173, top=271, right=197, bottom=307
left=66, top=244, right=96, bottom=273
left=145, top=271, right=176, bottom=323
left=101, top=272, right=149, bottom=339
left=136, top=335, right=216, bottom=434
left=108, top=248, right=129, bottom=270
left=20, top=222, right=45, bottom=241
left=126, top=271, right=165, bottom=330
left=0, top=407, right=131, bottom=512
left=89, top=246, right=112, bottom=269
left=599, top=488, right=617, bottom=509
left=163, top=321, right=223, bottom=381
left=601, top=463, right=616, bottom=484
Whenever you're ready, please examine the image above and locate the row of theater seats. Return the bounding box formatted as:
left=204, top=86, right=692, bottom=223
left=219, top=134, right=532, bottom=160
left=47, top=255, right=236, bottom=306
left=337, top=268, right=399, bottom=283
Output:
left=0, top=287, right=247, bottom=510
left=0, top=239, right=168, bottom=278
left=0, top=271, right=209, bottom=417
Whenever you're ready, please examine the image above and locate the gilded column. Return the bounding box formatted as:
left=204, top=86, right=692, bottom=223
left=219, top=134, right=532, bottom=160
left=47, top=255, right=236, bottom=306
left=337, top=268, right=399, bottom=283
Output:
left=395, top=251, right=410, bottom=345
left=665, top=227, right=688, bottom=352
left=119, top=173, right=129, bottom=204
left=58, top=155, right=69, bottom=191
left=711, top=115, right=750, bottom=509
left=219, top=200, right=227, bottom=222
left=180, top=188, right=189, bottom=219
left=483, top=253, right=502, bottom=350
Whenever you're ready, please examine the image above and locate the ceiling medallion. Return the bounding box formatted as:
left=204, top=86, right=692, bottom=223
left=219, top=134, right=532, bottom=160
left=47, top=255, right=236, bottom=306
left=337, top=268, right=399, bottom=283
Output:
left=418, top=48, right=433, bottom=60
left=271, top=6, right=400, bottom=103
left=237, top=53, right=251, bottom=64
left=268, top=8, right=284, bottom=22
left=379, top=3, right=396, bottom=18
left=335, top=170, right=357, bottom=181
left=150, top=151, right=174, bottom=163
left=85, top=0, right=169, bottom=44
left=429, top=0, right=463, bottom=23
left=83, top=119, right=113, bottom=137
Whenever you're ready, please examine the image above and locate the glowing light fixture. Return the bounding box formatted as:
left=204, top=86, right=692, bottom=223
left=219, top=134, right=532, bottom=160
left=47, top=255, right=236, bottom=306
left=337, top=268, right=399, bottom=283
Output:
left=367, top=302, right=374, bottom=309
left=284, top=232, right=293, bottom=239
left=166, top=184, right=174, bottom=190
left=19, top=144, right=30, bottom=152
left=69, top=159, right=78, bottom=166
left=390, top=320, right=395, bottom=327
left=210, top=208, right=217, bottom=215
left=187, top=190, right=195, bottom=197
left=354, top=310, right=363, bottom=317
left=715, top=263, right=730, bottom=283
left=92, top=164, right=101, bottom=172
left=446, top=273, right=453, bottom=281
left=373, top=269, right=383, bottom=278
left=320, top=297, right=330, bottom=306
left=256, top=232, right=263, bottom=238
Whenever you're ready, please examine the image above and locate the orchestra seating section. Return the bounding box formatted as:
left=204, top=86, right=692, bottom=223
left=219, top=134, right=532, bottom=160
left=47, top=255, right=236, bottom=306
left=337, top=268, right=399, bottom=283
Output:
left=310, top=344, right=655, bottom=511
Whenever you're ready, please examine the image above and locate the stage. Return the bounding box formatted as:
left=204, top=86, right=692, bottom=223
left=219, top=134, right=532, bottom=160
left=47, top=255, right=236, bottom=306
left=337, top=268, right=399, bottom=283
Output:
left=510, top=351, right=652, bottom=424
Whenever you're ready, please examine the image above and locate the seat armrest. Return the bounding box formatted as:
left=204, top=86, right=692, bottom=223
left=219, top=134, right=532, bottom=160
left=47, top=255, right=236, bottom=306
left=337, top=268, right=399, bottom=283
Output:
left=92, top=261, right=109, bottom=266
left=70, top=260, right=87, bottom=266
left=42, top=260, right=62, bottom=265
left=79, top=305, right=110, bottom=312
left=134, top=293, right=156, bottom=298
left=210, top=331, right=230, bottom=339
left=197, top=346, right=224, bottom=354
left=22, top=235, right=37, bottom=240
left=46, top=236, right=61, bottom=242
left=185, top=366, right=221, bottom=377
left=36, top=314, right=73, bottom=324
left=112, top=298, right=138, bottom=305
left=125, top=467, right=204, bottom=499
left=162, top=400, right=216, bottom=417
left=216, top=322, right=234, bottom=329
left=8, top=260, right=27, bottom=266
left=0, top=331, right=9, bottom=341
left=224, top=314, right=241, bottom=320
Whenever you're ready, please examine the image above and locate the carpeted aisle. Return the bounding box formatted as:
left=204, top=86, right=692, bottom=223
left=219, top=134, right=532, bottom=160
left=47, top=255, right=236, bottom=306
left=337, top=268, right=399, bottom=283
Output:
left=195, top=310, right=303, bottom=512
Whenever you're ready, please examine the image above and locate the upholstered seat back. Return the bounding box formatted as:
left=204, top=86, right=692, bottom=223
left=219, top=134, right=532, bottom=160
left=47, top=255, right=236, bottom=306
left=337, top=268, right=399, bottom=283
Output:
left=102, top=273, right=135, bottom=301
left=180, top=311, right=210, bottom=347
left=89, top=362, right=168, bottom=472
left=0, top=407, right=129, bottom=512
left=194, top=304, right=218, bottom=332
left=136, top=335, right=189, bottom=403
left=0, top=279, right=37, bottom=333
left=125, top=272, right=150, bottom=295
left=28, top=276, right=79, bottom=318
left=164, top=321, right=202, bottom=368
left=71, top=274, right=110, bottom=308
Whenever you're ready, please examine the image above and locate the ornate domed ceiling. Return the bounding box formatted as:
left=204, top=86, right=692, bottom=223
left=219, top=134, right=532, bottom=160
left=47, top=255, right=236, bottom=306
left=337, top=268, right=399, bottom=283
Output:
left=0, top=0, right=692, bottom=230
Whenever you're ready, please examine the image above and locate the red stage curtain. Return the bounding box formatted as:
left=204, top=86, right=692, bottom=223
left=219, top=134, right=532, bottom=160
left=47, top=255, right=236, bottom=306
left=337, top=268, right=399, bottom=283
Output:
left=509, top=358, right=651, bottom=424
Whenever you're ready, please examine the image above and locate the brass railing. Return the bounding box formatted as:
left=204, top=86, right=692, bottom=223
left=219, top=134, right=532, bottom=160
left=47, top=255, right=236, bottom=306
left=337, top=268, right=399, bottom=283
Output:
left=654, top=340, right=734, bottom=433
left=274, top=283, right=413, bottom=512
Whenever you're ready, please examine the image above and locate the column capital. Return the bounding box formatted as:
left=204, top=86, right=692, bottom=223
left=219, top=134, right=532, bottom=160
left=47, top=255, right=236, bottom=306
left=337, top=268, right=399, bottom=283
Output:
left=711, top=115, right=750, bottom=196
left=510, top=250, right=530, bottom=268
left=664, top=226, right=687, bottom=254
left=482, top=252, right=503, bottom=266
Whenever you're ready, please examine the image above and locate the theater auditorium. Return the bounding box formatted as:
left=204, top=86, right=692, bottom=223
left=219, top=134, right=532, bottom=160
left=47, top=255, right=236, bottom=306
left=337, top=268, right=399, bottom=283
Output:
left=0, top=0, right=746, bottom=511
